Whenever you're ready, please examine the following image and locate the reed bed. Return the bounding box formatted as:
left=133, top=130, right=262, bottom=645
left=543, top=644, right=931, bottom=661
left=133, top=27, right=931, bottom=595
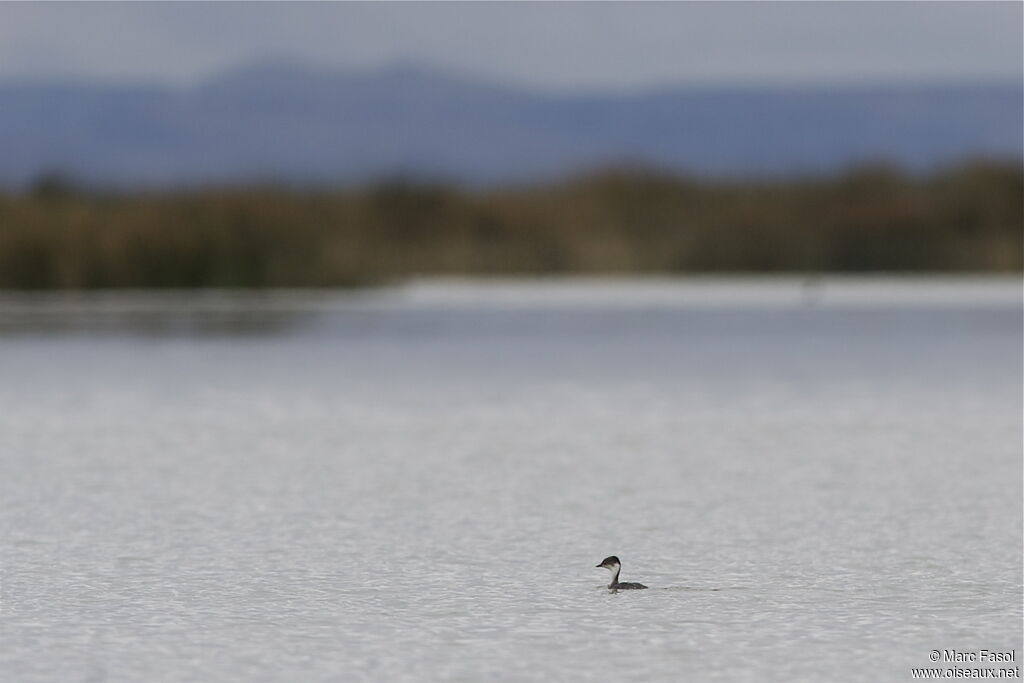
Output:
left=0, top=161, right=1019, bottom=288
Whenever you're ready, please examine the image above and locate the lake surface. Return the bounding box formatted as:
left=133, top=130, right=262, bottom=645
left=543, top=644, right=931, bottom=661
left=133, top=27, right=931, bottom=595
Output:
left=1, top=278, right=1021, bottom=682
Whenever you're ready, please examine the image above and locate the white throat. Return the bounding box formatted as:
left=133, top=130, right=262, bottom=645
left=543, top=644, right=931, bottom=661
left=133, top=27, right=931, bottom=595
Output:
left=605, top=562, right=621, bottom=586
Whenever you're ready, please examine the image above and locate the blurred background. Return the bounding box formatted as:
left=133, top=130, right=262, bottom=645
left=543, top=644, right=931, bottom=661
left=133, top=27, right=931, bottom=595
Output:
left=1, top=5, right=1021, bottom=683
left=0, top=2, right=1020, bottom=287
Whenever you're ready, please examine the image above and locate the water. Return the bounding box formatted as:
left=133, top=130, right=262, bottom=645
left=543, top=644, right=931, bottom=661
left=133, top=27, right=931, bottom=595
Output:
left=1, top=278, right=1020, bottom=682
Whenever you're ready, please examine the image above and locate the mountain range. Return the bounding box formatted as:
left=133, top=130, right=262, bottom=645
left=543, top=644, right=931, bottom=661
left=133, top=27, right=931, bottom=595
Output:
left=0, top=61, right=1020, bottom=188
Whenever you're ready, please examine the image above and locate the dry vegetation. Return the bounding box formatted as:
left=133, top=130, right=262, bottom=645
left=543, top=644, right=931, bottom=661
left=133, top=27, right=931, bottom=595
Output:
left=0, top=161, right=1020, bottom=288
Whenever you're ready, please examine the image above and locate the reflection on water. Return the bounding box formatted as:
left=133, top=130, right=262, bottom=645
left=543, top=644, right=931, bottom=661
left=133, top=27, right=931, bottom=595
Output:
left=0, top=278, right=1020, bottom=683
left=0, top=276, right=1019, bottom=336
left=0, top=290, right=334, bottom=335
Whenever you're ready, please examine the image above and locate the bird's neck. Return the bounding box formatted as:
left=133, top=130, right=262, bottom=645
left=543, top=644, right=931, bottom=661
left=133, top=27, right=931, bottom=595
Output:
left=608, top=564, right=621, bottom=588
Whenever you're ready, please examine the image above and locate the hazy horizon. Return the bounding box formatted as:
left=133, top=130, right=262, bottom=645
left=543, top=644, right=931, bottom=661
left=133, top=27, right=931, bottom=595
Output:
left=2, top=55, right=1022, bottom=95
left=1, top=2, right=1020, bottom=92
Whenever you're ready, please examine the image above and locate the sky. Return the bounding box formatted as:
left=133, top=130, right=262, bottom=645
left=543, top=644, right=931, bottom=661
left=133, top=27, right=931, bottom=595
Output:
left=0, top=2, right=1020, bottom=91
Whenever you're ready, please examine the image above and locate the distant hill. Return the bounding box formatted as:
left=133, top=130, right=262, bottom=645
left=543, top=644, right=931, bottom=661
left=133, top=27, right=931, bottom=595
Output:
left=0, top=61, right=1020, bottom=188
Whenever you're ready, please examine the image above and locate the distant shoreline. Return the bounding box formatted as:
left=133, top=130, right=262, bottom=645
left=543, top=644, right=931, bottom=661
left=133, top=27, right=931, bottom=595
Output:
left=1, top=161, right=1020, bottom=289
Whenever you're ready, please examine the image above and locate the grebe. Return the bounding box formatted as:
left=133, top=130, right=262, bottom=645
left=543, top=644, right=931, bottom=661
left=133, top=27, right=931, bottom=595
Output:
left=596, top=556, right=647, bottom=590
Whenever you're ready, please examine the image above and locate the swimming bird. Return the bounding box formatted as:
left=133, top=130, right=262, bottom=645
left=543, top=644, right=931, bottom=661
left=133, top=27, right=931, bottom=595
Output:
left=596, top=556, right=647, bottom=590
